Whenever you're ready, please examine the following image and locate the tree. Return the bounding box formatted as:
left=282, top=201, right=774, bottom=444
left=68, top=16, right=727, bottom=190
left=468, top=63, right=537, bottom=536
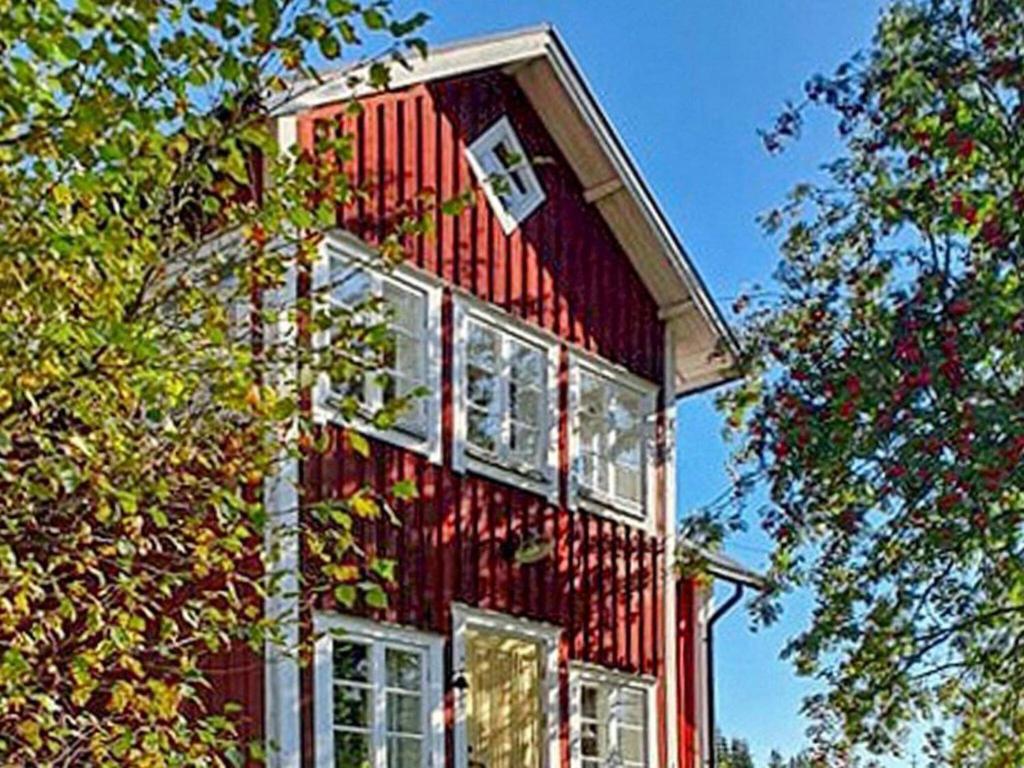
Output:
left=0, top=2, right=437, bottom=766
left=715, top=730, right=756, bottom=768
left=687, top=1, right=1024, bottom=765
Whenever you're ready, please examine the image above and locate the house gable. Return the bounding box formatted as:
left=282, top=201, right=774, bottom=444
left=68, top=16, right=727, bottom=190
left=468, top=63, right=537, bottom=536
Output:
left=298, top=68, right=665, bottom=382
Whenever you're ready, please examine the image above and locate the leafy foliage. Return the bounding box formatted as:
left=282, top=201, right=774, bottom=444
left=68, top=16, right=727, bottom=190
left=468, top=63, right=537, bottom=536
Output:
left=716, top=730, right=756, bottom=768
left=690, top=1, right=1024, bottom=765
left=0, top=1, right=436, bottom=765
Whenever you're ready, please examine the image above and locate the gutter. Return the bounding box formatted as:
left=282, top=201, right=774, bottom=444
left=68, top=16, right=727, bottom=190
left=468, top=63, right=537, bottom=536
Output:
left=705, top=582, right=744, bottom=768
left=698, top=551, right=767, bottom=768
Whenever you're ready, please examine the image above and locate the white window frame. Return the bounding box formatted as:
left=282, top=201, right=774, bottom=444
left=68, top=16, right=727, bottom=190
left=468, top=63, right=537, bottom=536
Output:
left=313, top=232, right=443, bottom=464
left=568, top=351, right=659, bottom=531
left=569, top=664, right=659, bottom=768
left=451, top=603, right=562, bottom=768
left=452, top=294, right=560, bottom=502
left=313, top=613, right=445, bottom=768
left=465, top=115, right=546, bottom=234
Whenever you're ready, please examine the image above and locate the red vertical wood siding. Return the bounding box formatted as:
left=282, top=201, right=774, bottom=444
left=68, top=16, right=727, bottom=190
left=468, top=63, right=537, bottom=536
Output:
left=294, top=69, right=675, bottom=767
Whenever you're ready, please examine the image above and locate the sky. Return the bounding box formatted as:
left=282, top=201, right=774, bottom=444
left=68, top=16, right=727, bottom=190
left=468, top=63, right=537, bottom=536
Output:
left=394, top=1, right=888, bottom=763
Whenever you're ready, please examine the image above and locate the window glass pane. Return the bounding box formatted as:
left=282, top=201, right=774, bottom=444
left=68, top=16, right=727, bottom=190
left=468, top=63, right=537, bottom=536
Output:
left=581, top=684, right=600, bottom=719
left=386, top=736, right=422, bottom=768
left=619, top=689, right=645, bottom=726
left=386, top=648, right=422, bottom=691
left=610, top=391, right=643, bottom=469
left=333, top=641, right=370, bottom=683
left=580, top=721, right=601, bottom=757
left=466, top=323, right=501, bottom=454
left=386, top=692, right=422, bottom=734
left=467, top=323, right=499, bottom=372
left=618, top=726, right=645, bottom=763
left=333, top=684, right=371, bottom=728
left=467, top=408, right=501, bottom=454
left=509, top=423, right=539, bottom=464
left=614, top=466, right=642, bottom=505
left=334, top=730, right=372, bottom=768
left=330, top=261, right=371, bottom=307
left=384, top=283, right=421, bottom=334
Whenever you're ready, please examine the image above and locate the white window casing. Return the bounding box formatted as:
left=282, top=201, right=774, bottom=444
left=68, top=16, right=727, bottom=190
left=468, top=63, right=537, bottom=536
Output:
left=312, top=232, right=443, bottom=464
left=569, top=665, right=658, bottom=768
left=465, top=115, right=546, bottom=234
left=568, top=352, right=658, bottom=529
left=313, top=613, right=445, bottom=768
left=452, top=295, right=560, bottom=502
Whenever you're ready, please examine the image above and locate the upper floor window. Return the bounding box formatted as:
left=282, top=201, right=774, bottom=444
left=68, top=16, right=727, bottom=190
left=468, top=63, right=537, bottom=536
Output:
left=453, top=297, right=559, bottom=501
left=571, top=668, right=654, bottom=768
left=569, top=354, right=657, bottom=526
left=465, top=116, right=545, bottom=234
left=314, top=235, right=442, bottom=463
left=314, top=615, right=444, bottom=768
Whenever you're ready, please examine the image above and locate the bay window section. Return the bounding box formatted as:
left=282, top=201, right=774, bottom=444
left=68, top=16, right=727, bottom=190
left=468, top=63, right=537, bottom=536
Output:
left=314, top=236, right=442, bottom=463
left=571, top=357, right=656, bottom=524
left=454, top=300, right=559, bottom=500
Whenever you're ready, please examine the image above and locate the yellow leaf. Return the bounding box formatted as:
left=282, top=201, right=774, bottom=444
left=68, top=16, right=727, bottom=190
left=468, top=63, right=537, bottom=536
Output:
left=17, top=719, right=42, bottom=749
left=109, top=680, right=133, bottom=713
left=348, top=430, right=370, bottom=458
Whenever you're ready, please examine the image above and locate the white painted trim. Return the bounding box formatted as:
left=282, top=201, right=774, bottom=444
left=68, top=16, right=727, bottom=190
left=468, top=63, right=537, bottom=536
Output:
left=568, top=664, right=660, bottom=768
left=567, top=351, right=659, bottom=534
left=663, top=322, right=680, bottom=768
left=263, top=112, right=302, bottom=768
left=277, top=28, right=553, bottom=114
left=313, top=613, right=445, bottom=768
left=312, top=231, right=444, bottom=465
left=694, top=588, right=713, bottom=768
left=464, top=115, right=546, bottom=234
left=451, top=604, right=562, bottom=768
left=451, top=295, right=560, bottom=504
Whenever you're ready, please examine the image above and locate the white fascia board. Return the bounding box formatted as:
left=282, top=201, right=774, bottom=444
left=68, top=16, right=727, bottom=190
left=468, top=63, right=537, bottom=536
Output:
left=537, top=31, right=738, bottom=370
left=273, top=27, right=552, bottom=116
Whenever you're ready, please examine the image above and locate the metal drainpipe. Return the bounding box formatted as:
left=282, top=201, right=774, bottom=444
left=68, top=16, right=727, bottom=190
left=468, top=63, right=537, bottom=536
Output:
left=705, top=582, right=744, bottom=768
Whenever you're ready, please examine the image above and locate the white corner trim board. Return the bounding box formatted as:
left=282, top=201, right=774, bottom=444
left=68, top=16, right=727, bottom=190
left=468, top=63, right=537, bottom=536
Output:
left=263, top=114, right=302, bottom=768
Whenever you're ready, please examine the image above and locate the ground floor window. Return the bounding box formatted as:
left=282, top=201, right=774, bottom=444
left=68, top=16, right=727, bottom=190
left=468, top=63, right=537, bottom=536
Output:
left=314, top=615, right=444, bottom=768
left=571, top=667, right=655, bottom=768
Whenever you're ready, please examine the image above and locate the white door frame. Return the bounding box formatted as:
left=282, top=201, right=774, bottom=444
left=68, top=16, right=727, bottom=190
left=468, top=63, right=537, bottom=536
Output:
left=451, top=603, right=562, bottom=768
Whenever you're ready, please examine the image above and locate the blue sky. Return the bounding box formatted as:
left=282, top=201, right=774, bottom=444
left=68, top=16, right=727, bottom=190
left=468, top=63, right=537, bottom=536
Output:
left=395, top=1, right=887, bottom=763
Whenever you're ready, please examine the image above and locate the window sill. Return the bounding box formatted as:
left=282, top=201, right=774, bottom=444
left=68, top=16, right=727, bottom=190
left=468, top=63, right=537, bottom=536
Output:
left=461, top=449, right=557, bottom=504
left=313, top=402, right=442, bottom=465
left=575, top=487, right=653, bottom=532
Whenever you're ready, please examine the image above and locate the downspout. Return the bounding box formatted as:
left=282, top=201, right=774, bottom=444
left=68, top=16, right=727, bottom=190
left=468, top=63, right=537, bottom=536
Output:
left=705, top=582, right=744, bottom=768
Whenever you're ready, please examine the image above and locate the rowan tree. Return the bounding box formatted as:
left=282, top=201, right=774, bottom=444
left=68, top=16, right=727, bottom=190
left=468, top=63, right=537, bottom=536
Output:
left=686, top=1, right=1024, bottom=765
left=0, top=1, right=436, bottom=765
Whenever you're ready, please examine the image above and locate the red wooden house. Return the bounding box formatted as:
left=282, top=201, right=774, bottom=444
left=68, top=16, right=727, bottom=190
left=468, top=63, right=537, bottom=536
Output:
left=236, top=25, right=756, bottom=768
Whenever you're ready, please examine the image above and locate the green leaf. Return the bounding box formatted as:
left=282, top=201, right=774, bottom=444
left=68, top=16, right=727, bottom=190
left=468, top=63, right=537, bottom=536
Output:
left=362, top=8, right=386, bottom=30
left=348, top=430, right=370, bottom=458
left=392, top=478, right=418, bottom=501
